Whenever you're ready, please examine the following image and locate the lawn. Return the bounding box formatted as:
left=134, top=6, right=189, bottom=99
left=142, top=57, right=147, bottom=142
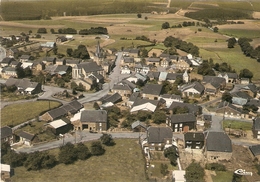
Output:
left=11, top=139, right=147, bottom=182
left=211, top=171, right=233, bottom=182
left=219, top=29, right=260, bottom=39
left=1, top=101, right=61, bottom=127
left=223, top=120, right=253, bottom=131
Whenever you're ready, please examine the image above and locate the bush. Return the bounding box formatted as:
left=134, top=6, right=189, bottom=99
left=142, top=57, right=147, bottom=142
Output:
left=100, top=133, right=115, bottom=146
left=90, top=141, right=105, bottom=156
left=206, top=163, right=226, bottom=171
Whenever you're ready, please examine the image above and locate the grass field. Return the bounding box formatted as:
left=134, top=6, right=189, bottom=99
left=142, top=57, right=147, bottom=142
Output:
left=211, top=171, right=234, bottom=182
left=1, top=101, right=61, bottom=127
left=223, top=120, right=253, bottom=131
left=11, top=139, right=147, bottom=182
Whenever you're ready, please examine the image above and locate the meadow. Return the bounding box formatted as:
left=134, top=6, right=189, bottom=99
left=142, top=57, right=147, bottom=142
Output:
left=1, top=101, right=61, bottom=127
left=11, top=139, right=147, bottom=182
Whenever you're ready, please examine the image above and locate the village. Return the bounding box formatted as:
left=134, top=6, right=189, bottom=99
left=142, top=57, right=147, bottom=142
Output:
left=1, top=12, right=260, bottom=182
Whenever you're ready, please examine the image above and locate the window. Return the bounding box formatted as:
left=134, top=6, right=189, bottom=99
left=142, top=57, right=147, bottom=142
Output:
left=99, top=123, right=102, bottom=126
left=180, top=123, right=183, bottom=127
left=151, top=143, right=154, bottom=146
left=158, top=147, right=161, bottom=151
left=158, top=143, right=161, bottom=146
left=175, top=124, right=178, bottom=127
left=166, top=140, right=169, bottom=144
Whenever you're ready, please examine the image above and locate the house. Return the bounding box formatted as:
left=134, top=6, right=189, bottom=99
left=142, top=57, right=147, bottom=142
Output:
left=5, top=78, right=42, bottom=94
left=145, top=126, right=173, bottom=151
left=130, top=98, right=159, bottom=113
left=202, top=76, right=226, bottom=95
left=19, top=55, right=32, bottom=62
left=21, top=61, right=34, bottom=69
left=99, top=92, right=122, bottom=105
left=46, top=118, right=72, bottom=135
left=64, top=58, right=81, bottom=67
left=240, top=78, right=250, bottom=85
left=131, top=120, right=147, bottom=132
left=172, top=170, right=186, bottom=182
left=41, top=42, right=56, bottom=48
left=247, top=99, right=260, bottom=113
left=126, top=73, right=147, bottom=83
left=56, top=36, right=67, bottom=43
left=121, top=79, right=137, bottom=90
left=6, top=48, right=19, bottom=58
left=65, top=35, right=74, bottom=40
left=123, top=48, right=139, bottom=57
left=147, top=71, right=160, bottom=81
left=1, top=67, right=17, bottom=79
left=1, top=126, right=14, bottom=145
left=56, top=58, right=65, bottom=66
left=1, top=164, right=12, bottom=181
left=32, top=61, right=45, bottom=71
left=146, top=57, right=161, bottom=67
left=121, top=65, right=131, bottom=74
left=215, top=102, right=249, bottom=119
left=111, top=83, right=132, bottom=97
left=127, top=92, right=140, bottom=107
left=1, top=57, right=15, bottom=67
left=231, top=91, right=251, bottom=106
left=89, top=72, right=104, bottom=83
left=72, top=62, right=105, bottom=79
left=166, top=73, right=183, bottom=83
left=159, top=94, right=183, bottom=108
left=121, top=57, right=135, bottom=67
left=135, top=63, right=150, bottom=74
left=142, top=83, right=163, bottom=100
left=204, top=131, right=232, bottom=161
left=17, top=131, right=37, bottom=146
left=249, top=145, right=260, bottom=160
left=72, top=110, right=107, bottom=131
left=184, top=132, right=204, bottom=149
left=171, top=56, right=192, bottom=70
left=240, top=83, right=258, bottom=98
left=168, top=101, right=202, bottom=116
left=42, top=57, right=56, bottom=65
left=252, top=118, right=260, bottom=139
left=10, top=61, right=22, bottom=68
left=217, top=72, right=238, bottom=83
left=167, top=113, right=197, bottom=132
left=41, top=100, right=83, bottom=121
left=180, top=81, right=205, bottom=97
left=158, top=72, right=168, bottom=82
left=161, top=57, right=170, bottom=68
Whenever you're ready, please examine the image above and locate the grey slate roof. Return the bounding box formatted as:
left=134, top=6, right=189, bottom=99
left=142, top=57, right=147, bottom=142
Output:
left=48, top=108, right=67, bottom=120
left=131, top=120, right=147, bottom=130
left=147, top=71, right=160, bottom=80
left=129, top=92, right=140, bottom=102
left=18, top=131, right=35, bottom=141
left=147, top=127, right=172, bottom=143
left=166, top=73, right=182, bottom=80
left=247, top=99, right=260, bottom=107
left=112, top=83, right=132, bottom=91
left=100, top=93, right=122, bottom=104
left=142, top=84, right=163, bottom=96
left=232, top=91, right=252, bottom=100
left=253, top=118, right=260, bottom=130
left=184, top=132, right=204, bottom=141
left=124, top=57, right=134, bottom=63
left=81, top=110, right=107, bottom=123
left=249, top=145, right=260, bottom=156
left=121, top=79, right=136, bottom=90
left=131, top=98, right=159, bottom=108
left=203, top=76, right=225, bottom=88
left=54, top=65, right=69, bottom=73
left=1, top=126, right=12, bottom=139
left=160, top=94, right=182, bottom=100
left=146, top=57, right=161, bottom=63
left=169, top=113, right=197, bottom=124
left=168, top=102, right=201, bottom=115
left=205, top=131, right=232, bottom=152
left=181, top=81, right=205, bottom=93
left=217, top=102, right=244, bottom=114
left=78, top=62, right=103, bottom=73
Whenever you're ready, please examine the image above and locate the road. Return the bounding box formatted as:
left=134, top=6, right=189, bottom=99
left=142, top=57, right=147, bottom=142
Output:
left=15, top=131, right=184, bottom=153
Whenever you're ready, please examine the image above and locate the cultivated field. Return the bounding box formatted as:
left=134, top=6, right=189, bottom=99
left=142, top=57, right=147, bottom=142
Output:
left=11, top=139, right=147, bottom=182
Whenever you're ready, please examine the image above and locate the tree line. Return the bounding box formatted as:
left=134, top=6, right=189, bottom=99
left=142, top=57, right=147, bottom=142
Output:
left=163, top=36, right=200, bottom=56
left=1, top=133, right=114, bottom=171
left=37, top=27, right=108, bottom=35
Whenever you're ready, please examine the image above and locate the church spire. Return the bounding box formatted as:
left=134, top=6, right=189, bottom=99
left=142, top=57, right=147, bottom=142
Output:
left=95, top=41, right=102, bottom=58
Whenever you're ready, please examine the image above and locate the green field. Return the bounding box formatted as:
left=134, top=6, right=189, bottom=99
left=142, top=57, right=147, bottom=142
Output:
left=219, top=29, right=260, bottom=39
left=1, top=101, right=61, bottom=127
left=223, top=120, right=253, bottom=131
left=211, top=171, right=234, bottom=182
left=11, top=139, right=147, bottom=182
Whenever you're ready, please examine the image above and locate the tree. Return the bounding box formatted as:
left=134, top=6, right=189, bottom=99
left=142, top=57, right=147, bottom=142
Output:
left=77, top=82, right=86, bottom=91
left=185, top=161, right=205, bottom=182
left=76, top=143, right=91, bottom=160
left=239, top=69, right=253, bottom=81
left=145, top=16, right=148, bottom=20
left=53, top=46, right=58, bottom=55
left=137, top=110, right=151, bottom=121
left=73, top=45, right=90, bottom=59
left=140, top=48, right=148, bottom=58
left=16, top=67, right=25, bottom=78
left=152, top=110, right=166, bottom=124
left=37, top=28, right=47, bottom=34
left=71, top=81, right=78, bottom=90
left=58, top=142, right=78, bottom=164
left=164, top=146, right=178, bottom=166
left=213, top=27, right=219, bottom=32
left=93, top=102, right=100, bottom=110
left=232, top=173, right=242, bottom=182
left=137, top=13, right=142, bottom=18
left=100, top=133, right=115, bottom=146
left=66, top=48, right=73, bottom=57
left=90, top=141, right=105, bottom=156
left=24, top=151, right=56, bottom=171
left=228, top=37, right=237, bottom=48
left=160, top=163, right=168, bottom=176
left=2, top=149, right=28, bottom=167
left=50, top=28, right=55, bottom=34
left=162, top=22, right=170, bottom=29
left=222, top=92, right=232, bottom=103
